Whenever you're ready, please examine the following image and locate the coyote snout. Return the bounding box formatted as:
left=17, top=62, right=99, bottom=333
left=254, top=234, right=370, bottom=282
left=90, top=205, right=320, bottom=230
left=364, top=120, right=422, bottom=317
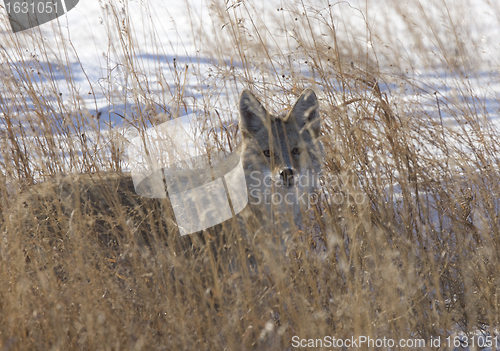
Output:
left=279, top=167, right=295, bottom=187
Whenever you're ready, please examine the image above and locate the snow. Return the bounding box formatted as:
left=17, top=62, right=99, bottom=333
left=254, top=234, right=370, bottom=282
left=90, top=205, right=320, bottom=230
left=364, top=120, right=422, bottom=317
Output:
left=1, top=0, right=499, bottom=123
left=0, top=0, right=498, bottom=195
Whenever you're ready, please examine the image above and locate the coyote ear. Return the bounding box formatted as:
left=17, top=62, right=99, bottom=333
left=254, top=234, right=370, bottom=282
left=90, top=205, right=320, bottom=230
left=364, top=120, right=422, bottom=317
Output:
left=287, top=89, right=320, bottom=138
left=239, top=90, right=269, bottom=138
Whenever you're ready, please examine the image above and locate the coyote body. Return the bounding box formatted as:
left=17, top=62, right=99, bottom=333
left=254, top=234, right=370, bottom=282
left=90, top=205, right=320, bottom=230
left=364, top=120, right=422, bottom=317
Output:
left=15, top=89, right=323, bottom=247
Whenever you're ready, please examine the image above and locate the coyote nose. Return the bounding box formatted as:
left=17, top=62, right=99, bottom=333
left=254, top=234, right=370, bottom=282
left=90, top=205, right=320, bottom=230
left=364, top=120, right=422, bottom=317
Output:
left=280, top=168, right=295, bottom=187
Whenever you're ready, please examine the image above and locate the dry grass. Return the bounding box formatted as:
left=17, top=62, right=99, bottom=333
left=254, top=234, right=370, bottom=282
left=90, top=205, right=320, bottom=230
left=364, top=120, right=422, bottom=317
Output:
left=1, top=0, right=500, bottom=349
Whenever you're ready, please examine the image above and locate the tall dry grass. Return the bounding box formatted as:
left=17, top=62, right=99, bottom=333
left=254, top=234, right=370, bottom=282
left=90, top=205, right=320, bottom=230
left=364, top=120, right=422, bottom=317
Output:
left=1, top=0, right=500, bottom=349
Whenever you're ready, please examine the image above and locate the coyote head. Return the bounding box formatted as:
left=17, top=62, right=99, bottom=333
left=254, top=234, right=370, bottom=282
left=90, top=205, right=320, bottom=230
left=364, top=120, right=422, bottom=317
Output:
left=239, top=89, right=323, bottom=227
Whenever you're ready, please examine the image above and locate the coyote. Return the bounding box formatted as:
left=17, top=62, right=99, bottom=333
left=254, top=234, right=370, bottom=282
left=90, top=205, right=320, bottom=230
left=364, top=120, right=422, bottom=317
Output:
left=238, top=88, right=323, bottom=233
left=15, top=88, right=324, bottom=253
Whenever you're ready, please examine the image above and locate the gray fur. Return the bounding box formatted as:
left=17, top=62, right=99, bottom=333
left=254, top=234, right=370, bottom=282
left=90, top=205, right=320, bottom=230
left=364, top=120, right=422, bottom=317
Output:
left=239, top=89, right=323, bottom=231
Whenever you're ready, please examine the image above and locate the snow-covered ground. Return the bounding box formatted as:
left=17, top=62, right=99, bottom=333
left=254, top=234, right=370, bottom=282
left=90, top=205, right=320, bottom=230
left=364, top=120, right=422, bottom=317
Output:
left=2, top=0, right=500, bottom=123
left=1, top=0, right=499, bottom=204
left=0, top=0, right=498, bottom=182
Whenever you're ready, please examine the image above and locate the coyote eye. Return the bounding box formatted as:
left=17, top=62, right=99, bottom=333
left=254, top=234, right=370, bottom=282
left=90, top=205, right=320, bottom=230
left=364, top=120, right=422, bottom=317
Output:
left=263, top=150, right=271, bottom=157
left=292, top=147, right=301, bottom=155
